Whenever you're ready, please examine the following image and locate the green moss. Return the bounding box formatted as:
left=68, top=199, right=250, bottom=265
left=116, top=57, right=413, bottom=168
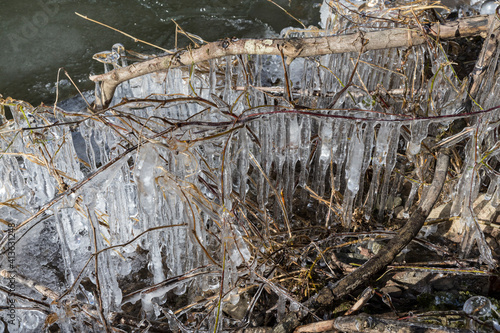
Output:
left=332, top=301, right=354, bottom=317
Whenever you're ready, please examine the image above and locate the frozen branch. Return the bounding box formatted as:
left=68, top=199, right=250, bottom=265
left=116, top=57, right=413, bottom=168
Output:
left=90, top=15, right=491, bottom=109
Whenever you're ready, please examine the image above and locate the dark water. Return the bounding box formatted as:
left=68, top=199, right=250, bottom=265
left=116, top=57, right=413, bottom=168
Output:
left=0, top=0, right=321, bottom=105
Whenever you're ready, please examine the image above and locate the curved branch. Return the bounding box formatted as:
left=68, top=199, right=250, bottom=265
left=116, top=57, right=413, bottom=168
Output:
left=90, top=15, right=491, bottom=109
left=329, top=150, right=450, bottom=298
left=272, top=150, right=450, bottom=333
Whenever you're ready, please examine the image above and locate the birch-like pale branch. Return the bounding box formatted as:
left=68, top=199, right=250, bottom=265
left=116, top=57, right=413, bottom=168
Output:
left=90, top=15, right=491, bottom=109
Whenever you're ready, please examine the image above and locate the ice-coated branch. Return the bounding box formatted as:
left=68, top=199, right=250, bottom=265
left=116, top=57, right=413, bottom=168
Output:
left=90, top=15, right=491, bottom=109
left=467, top=11, right=500, bottom=101
left=0, top=270, right=59, bottom=301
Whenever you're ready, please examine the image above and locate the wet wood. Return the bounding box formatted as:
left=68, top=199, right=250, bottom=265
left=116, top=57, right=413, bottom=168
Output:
left=333, top=313, right=471, bottom=333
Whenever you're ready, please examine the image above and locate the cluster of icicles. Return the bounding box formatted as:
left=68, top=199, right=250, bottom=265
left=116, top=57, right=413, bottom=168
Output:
left=0, top=2, right=499, bottom=331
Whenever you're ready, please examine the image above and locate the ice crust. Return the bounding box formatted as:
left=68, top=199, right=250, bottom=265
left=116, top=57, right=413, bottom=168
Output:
left=0, top=0, right=499, bottom=331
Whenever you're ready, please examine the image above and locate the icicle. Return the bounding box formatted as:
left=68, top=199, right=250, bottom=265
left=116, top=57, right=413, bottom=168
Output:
left=297, top=116, right=312, bottom=188
left=356, top=123, right=375, bottom=208
left=236, top=128, right=250, bottom=202
left=402, top=182, right=419, bottom=219
left=108, top=166, right=135, bottom=247
left=135, top=145, right=159, bottom=218
left=342, top=123, right=365, bottom=228
left=364, top=123, right=393, bottom=219
left=407, top=120, right=429, bottom=156
left=333, top=120, right=350, bottom=192
left=377, top=124, right=400, bottom=220
left=316, top=118, right=335, bottom=197
left=88, top=208, right=122, bottom=312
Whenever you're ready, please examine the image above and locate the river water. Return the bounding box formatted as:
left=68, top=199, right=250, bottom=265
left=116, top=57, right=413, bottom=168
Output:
left=0, top=0, right=321, bottom=105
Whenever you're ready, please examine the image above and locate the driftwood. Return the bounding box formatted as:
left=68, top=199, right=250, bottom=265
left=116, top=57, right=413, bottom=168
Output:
left=89, top=15, right=491, bottom=109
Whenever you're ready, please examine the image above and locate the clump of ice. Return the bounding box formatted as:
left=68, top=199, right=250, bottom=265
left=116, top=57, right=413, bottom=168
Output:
left=1, top=1, right=499, bottom=331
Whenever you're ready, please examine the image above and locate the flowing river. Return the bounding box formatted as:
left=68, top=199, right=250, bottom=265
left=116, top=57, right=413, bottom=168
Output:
left=0, top=0, right=321, bottom=105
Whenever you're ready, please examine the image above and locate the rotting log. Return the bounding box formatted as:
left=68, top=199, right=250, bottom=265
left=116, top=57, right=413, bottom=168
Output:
left=89, top=15, right=492, bottom=109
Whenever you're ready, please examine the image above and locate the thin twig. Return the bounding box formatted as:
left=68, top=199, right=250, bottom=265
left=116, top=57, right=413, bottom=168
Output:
left=75, top=12, right=173, bottom=54
left=87, top=207, right=111, bottom=333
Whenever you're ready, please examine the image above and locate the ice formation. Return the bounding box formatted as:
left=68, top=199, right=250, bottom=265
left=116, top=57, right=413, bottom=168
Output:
left=0, top=0, right=499, bottom=331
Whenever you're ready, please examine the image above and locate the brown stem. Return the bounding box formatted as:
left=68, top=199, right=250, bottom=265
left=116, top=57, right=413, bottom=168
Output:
left=331, top=313, right=471, bottom=333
